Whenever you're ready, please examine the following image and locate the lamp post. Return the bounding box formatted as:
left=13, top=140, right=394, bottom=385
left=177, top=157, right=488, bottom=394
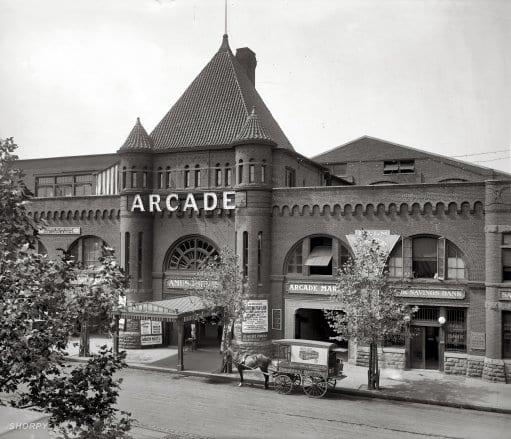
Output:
left=438, top=314, right=447, bottom=371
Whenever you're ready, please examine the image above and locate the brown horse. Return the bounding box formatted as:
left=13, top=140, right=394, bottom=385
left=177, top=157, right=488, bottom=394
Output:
left=235, top=352, right=272, bottom=389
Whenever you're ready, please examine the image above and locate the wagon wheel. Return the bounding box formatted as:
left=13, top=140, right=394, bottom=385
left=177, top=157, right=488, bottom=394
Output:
left=303, top=374, right=328, bottom=398
left=274, top=374, right=293, bottom=395
left=327, top=377, right=337, bottom=390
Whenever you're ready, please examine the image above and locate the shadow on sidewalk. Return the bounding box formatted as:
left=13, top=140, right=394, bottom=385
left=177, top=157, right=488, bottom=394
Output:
left=149, top=347, right=224, bottom=373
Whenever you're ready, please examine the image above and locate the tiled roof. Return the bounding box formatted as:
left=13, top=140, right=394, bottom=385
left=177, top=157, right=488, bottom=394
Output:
left=118, top=118, right=153, bottom=152
left=233, top=107, right=275, bottom=145
left=150, top=35, right=293, bottom=151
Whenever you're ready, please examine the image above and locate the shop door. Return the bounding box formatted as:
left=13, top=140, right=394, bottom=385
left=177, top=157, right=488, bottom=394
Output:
left=425, top=326, right=439, bottom=369
left=410, top=327, right=425, bottom=369
left=503, top=311, right=511, bottom=358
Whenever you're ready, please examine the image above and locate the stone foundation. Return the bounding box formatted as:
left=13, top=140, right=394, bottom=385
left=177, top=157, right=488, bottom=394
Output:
left=505, top=360, right=511, bottom=383
left=467, top=356, right=484, bottom=377
left=482, top=358, right=506, bottom=382
left=356, top=347, right=406, bottom=369
left=444, top=353, right=468, bottom=375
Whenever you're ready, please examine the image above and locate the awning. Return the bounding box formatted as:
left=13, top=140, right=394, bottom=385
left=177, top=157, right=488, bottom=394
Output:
left=304, top=246, right=332, bottom=267
left=118, top=295, right=207, bottom=323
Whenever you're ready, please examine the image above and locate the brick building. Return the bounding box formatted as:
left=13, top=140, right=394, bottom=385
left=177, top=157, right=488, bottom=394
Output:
left=18, top=35, right=511, bottom=382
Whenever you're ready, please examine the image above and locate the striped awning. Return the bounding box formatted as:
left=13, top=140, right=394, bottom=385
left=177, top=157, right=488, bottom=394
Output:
left=118, top=296, right=208, bottom=322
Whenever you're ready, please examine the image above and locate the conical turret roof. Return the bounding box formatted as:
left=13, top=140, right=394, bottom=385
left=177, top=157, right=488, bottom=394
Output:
left=118, top=118, right=153, bottom=152
left=150, top=35, right=293, bottom=151
left=233, top=107, right=276, bottom=146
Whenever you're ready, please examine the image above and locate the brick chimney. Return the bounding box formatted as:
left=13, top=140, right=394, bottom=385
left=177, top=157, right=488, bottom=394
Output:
left=236, top=47, right=257, bottom=85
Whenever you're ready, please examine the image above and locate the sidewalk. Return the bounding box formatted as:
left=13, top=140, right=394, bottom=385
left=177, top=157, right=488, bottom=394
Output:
left=66, top=337, right=511, bottom=414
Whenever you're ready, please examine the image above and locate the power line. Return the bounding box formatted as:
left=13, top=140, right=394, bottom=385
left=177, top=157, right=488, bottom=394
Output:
left=451, top=149, right=509, bottom=158
left=471, top=156, right=511, bottom=163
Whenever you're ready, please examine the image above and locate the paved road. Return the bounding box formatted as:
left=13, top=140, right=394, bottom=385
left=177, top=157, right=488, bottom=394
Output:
left=117, top=369, right=510, bottom=439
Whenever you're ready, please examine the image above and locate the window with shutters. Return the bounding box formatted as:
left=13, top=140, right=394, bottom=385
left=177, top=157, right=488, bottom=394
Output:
left=503, top=234, right=511, bottom=282
left=388, top=237, right=466, bottom=280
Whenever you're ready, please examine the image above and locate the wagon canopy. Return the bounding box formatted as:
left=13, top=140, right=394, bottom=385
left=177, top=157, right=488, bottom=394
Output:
left=272, top=339, right=337, bottom=350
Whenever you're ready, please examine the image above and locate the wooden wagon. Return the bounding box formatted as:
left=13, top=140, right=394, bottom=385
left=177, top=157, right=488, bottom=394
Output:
left=272, top=339, right=346, bottom=398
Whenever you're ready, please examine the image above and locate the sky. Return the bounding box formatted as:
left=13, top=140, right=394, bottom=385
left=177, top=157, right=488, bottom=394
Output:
left=0, top=0, right=509, bottom=173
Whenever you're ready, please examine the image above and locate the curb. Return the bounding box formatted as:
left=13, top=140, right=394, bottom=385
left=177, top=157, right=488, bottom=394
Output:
left=65, top=357, right=511, bottom=415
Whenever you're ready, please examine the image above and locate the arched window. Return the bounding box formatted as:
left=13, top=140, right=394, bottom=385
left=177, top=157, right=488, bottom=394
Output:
left=249, top=159, right=255, bottom=183
left=285, top=236, right=350, bottom=276
left=69, top=236, right=108, bottom=268
left=157, top=167, right=163, bottom=189
left=194, top=165, right=201, bottom=187
left=164, top=236, right=218, bottom=271
left=142, top=167, right=148, bottom=188
left=184, top=166, right=190, bottom=188
left=215, top=163, right=222, bottom=187
left=387, top=237, right=466, bottom=280
left=261, top=160, right=266, bottom=183
left=131, top=167, right=137, bottom=188
left=238, top=160, right=243, bottom=184
left=225, top=163, right=232, bottom=186
left=122, top=167, right=127, bottom=189
left=166, top=166, right=171, bottom=188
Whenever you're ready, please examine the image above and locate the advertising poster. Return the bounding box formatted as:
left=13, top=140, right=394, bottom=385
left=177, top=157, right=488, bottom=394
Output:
left=141, top=335, right=163, bottom=346
left=140, top=320, right=152, bottom=335
left=242, top=300, right=268, bottom=334
left=290, top=345, right=328, bottom=366
left=151, top=321, right=162, bottom=335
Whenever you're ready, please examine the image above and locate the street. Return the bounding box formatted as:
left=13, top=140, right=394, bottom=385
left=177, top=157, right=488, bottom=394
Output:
left=116, top=369, right=510, bottom=439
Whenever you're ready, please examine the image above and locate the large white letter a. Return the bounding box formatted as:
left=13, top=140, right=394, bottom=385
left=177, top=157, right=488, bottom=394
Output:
left=131, top=194, right=145, bottom=212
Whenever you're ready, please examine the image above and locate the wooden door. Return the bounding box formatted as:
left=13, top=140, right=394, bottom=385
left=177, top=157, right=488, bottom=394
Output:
left=503, top=311, right=511, bottom=359
left=410, top=327, right=425, bottom=369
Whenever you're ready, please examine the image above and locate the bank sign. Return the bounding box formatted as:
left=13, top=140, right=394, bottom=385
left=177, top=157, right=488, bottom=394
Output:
left=131, top=191, right=236, bottom=213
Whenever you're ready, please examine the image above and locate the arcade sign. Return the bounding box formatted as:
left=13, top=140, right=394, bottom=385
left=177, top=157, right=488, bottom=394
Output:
left=131, top=191, right=236, bottom=213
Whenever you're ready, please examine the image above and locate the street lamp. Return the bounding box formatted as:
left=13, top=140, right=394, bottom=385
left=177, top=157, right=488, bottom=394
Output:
left=438, top=316, right=446, bottom=325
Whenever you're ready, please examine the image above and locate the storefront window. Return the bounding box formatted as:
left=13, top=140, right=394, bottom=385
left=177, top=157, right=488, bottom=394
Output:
left=503, top=311, right=511, bottom=358
left=445, top=308, right=467, bottom=352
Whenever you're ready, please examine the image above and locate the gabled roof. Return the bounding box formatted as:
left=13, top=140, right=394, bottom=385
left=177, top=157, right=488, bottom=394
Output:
left=118, top=118, right=153, bottom=153
left=233, top=107, right=276, bottom=146
left=150, top=35, right=293, bottom=151
left=313, top=135, right=510, bottom=178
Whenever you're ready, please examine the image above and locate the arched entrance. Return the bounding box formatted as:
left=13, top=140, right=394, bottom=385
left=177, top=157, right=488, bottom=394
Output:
left=162, top=235, right=221, bottom=349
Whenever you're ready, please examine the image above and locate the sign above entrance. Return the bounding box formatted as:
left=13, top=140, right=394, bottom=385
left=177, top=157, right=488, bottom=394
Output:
left=39, top=226, right=81, bottom=235
left=500, top=290, right=511, bottom=301
left=166, top=278, right=220, bottom=290
left=131, top=191, right=236, bottom=213
left=398, top=289, right=465, bottom=300
left=287, top=283, right=339, bottom=295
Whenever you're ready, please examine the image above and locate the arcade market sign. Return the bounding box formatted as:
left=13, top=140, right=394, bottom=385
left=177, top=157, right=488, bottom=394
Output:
left=130, top=191, right=236, bottom=213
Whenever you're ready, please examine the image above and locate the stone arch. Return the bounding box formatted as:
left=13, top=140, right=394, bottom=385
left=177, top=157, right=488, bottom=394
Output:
left=291, top=205, right=300, bottom=216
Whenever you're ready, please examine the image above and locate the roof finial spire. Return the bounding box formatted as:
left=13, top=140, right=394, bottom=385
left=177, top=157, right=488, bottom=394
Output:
left=224, top=0, right=228, bottom=35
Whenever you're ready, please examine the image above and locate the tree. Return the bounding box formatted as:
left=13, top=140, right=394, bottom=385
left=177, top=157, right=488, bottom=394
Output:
left=0, top=137, right=131, bottom=437
left=325, top=231, right=416, bottom=390
left=191, top=246, right=245, bottom=373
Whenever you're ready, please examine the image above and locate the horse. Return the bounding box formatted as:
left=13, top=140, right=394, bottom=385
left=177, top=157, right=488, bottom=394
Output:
left=234, top=352, right=272, bottom=389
